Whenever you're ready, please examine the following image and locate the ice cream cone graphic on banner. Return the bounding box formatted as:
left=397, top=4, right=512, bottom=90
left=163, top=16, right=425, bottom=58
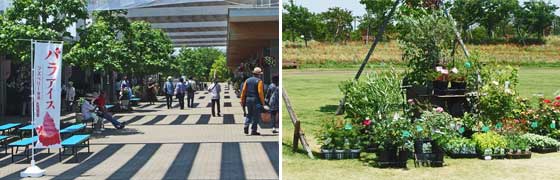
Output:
left=36, top=112, right=61, bottom=147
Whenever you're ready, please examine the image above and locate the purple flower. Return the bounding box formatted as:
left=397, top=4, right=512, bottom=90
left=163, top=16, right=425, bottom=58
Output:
left=435, top=107, right=444, bottom=113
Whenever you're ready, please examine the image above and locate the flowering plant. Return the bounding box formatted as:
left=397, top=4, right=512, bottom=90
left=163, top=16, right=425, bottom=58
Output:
left=519, top=97, right=559, bottom=135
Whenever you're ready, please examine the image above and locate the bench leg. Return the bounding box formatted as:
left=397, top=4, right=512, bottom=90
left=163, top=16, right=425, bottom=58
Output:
left=11, top=147, right=14, bottom=162
left=87, top=140, right=90, bottom=153
left=74, top=146, right=78, bottom=162
left=59, top=148, right=62, bottom=162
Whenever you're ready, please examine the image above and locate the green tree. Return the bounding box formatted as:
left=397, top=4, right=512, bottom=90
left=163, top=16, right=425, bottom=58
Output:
left=124, top=21, right=174, bottom=75
left=66, top=20, right=128, bottom=72
left=209, top=55, right=230, bottom=81
left=319, top=7, right=353, bottom=43
left=451, top=0, right=484, bottom=40
left=0, top=0, right=87, bottom=61
left=515, top=0, right=558, bottom=39
left=479, top=0, right=519, bottom=38
left=360, top=0, right=394, bottom=41
left=282, top=3, right=317, bottom=46
left=176, top=47, right=224, bottom=81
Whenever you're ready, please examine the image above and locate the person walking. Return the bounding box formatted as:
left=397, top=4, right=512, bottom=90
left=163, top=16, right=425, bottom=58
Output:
left=175, top=78, right=187, bottom=109
left=65, top=81, right=76, bottom=112
left=163, top=76, right=175, bottom=109
left=208, top=78, right=221, bottom=117
left=186, top=77, right=196, bottom=108
left=240, top=67, right=266, bottom=135
left=147, top=78, right=157, bottom=105
left=266, top=76, right=279, bottom=134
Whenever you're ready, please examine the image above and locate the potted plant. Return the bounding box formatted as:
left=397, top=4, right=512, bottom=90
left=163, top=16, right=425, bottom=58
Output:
left=505, top=135, right=531, bottom=159
left=472, top=131, right=508, bottom=160
left=430, top=67, right=449, bottom=95
left=521, top=133, right=560, bottom=153
left=316, top=118, right=336, bottom=160
left=398, top=11, right=455, bottom=98
left=372, top=114, right=413, bottom=168
left=448, top=66, right=467, bottom=95
left=348, top=128, right=362, bottom=159
left=412, top=108, right=457, bottom=166
left=444, top=137, right=478, bottom=158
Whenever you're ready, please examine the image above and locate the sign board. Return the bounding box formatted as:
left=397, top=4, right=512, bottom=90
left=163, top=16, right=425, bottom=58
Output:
left=33, top=42, right=63, bottom=148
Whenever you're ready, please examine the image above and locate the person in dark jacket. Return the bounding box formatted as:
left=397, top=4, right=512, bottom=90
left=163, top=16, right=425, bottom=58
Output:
left=240, top=67, right=266, bottom=135
left=266, top=75, right=279, bottom=134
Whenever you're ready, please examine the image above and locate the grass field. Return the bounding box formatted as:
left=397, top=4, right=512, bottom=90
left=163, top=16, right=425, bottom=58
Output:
left=281, top=67, right=560, bottom=180
left=283, top=36, right=560, bottom=67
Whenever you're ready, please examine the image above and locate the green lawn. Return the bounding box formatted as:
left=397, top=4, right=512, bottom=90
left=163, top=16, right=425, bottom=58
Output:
left=282, top=67, right=560, bottom=180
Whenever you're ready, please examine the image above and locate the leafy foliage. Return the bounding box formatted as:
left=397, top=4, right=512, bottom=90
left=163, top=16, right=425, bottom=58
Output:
left=472, top=131, right=507, bottom=154
left=176, top=47, right=224, bottom=81
left=444, top=137, right=477, bottom=154
left=397, top=11, right=455, bottom=85
left=209, top=55, right=230, bottom=81
left=413, top=109, right=459, bottom=146
left=521, top=133, right=560, bottom=149
left=339, top=68, right=403, bottom=122
left=124, top=21, right=174, bottom=75
left=478, top=65, right=520, bottom=124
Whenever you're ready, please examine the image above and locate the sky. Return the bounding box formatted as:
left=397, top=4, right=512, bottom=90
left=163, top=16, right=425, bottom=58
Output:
left=292, top=0, right=560, bottom=16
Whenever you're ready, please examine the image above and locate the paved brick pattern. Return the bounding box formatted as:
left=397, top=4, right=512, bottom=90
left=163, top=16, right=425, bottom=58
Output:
left=0, top=85, right=279, bottom=179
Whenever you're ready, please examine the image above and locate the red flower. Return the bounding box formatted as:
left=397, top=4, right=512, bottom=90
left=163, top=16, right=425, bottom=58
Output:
left=362, top=118, right=371, bottom=126
left=543, top=99, right=552, bottom=104
left=554, top=101, right=560, bottom=107
left=556, top=95, right=560, bottom=100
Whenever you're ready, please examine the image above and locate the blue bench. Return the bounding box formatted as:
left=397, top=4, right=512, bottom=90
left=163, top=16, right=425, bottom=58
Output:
left=60, top=124, right=86, bottom=135
left=105, top=104, right=115, bottom=110
left=59, top=135, right=90, bottom=162
left=0, top=123, right=21, bottom=135
left=18, top=124, right=33, bottom=138
left=0, top=135, right=8, bottom=154
left=19, top=124, right=86, bottom=138
left=8, top=136, right=39, bottom=162
left=130, top=97, right=141, bottom=106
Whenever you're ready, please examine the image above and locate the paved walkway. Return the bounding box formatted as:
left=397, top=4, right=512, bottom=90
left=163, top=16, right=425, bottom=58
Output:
left=0, top=85, right=279, bottom=179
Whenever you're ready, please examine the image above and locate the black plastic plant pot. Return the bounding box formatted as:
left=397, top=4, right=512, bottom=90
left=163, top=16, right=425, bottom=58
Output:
left=321, top=149, right=334, bottom=160
left=432, top=81, right=449, bottom=95
left=397, top=150, right=409, bottom=168
left=335, top=149, right=346, bottom=160
left=349, top=149, right=361, bottom=159
left=450, top=81, right=467, bottom=90
left=376, top=147, right=398, bottom=168
left=461, top=129, right=475, bottom=139
left=414, top=138, right=433, bottom=154
left=531, top=147, right=559, bottom=153
left=448, top=153, right=478, bottom=159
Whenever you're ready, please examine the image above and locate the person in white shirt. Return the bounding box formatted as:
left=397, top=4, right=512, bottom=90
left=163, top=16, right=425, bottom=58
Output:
left=81, top=93, right=102, bottom=133
left=208, top=78, right=221, bottom=116
left=66, top=81, right=76, bottom=112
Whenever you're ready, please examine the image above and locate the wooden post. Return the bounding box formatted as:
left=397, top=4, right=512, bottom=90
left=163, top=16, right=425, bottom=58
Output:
left=283, top=89, right=314, bottom=159
left=293, top=121, right=300, bottom=152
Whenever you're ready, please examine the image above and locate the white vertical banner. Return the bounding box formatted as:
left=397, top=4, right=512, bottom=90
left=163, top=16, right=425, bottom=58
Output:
left=33, top=42, right=63, bottom=148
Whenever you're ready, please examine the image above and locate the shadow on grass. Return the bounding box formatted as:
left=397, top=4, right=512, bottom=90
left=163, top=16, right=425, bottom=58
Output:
left=318, top=105, right=338, bottom=113
left=281, top=142, right=320, bottom=158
